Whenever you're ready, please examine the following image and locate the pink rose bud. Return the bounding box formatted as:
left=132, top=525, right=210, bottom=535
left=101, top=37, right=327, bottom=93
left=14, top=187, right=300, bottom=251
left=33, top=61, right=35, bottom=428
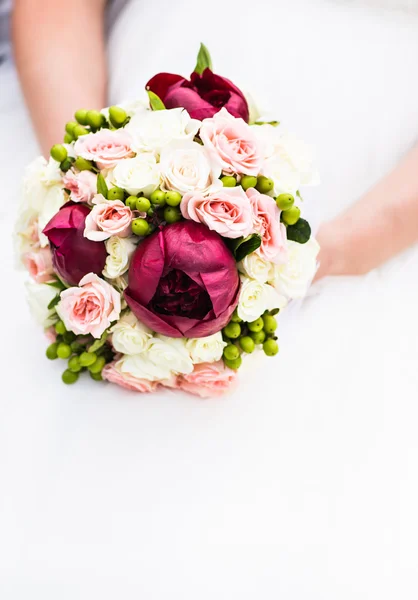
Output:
left=247, top=188, right=288, bottom=264
left=102, top=362, right=159, bottom=393
left=177, top=361, right=238, bottom=398
left=62, top=170, right=97, bottom=204
left=84, top=197, right=133, bottom=241
left=22, top=247, right=55, bottom=283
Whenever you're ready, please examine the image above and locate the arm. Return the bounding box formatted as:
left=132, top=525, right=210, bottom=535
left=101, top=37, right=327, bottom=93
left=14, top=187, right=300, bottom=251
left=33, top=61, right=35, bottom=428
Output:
left=315, top=143, right=418, bottom=280
left=12, top=0, right=107, bottom=157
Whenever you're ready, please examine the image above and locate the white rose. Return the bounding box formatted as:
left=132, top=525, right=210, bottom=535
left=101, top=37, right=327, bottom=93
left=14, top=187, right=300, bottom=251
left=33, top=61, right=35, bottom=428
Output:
left=25, top=282, right=57, bottom=328
left=186, top=332, right=227, bottom=364
left=238, top=253, right=276, bottom=284
left=110, top=311, right=152, bottom=355
left=238, top=276, right=287, bottom=322
left=126, top=108, right=200, bottom=155
left=117, top=352, right=163, bottom=382
left=159, top=140, right=222, bottom=195
left=103, top=236, right=136, bottom=279
left=112, top=153, right=159, bottom=196
left=274, top=238, right=320, bottom=299
left=148, top=335, right=193, bottom=378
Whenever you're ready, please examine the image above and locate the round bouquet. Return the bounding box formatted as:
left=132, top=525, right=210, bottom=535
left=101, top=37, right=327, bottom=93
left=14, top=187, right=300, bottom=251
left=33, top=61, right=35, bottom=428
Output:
left=16, top=45, right=320, bottom=399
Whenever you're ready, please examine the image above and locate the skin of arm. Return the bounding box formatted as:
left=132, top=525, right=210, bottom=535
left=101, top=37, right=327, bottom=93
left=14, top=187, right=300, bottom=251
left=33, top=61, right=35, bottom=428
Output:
left=12, top=0, right=107, bottom=157
left=315, top=143, right=418, bottom=280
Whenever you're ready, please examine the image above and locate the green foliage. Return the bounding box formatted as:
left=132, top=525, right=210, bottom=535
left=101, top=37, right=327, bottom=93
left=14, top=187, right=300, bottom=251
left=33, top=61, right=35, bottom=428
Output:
left=286, top=218, right=311, bottom=244
left=194, top=43, right=213, bottom=75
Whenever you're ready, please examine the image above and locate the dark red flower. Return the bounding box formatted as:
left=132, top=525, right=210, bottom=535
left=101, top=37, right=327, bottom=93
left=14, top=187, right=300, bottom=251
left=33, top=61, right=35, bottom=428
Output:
left=125, top=221, right=240, bottom=338
left=146, top=69, right=249, bottom=122
left=43, top=203, right=107, bottom=286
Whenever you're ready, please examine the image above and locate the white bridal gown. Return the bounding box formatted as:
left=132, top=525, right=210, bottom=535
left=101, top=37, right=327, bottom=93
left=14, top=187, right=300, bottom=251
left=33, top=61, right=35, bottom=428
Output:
left=1, top=0, right=418, bottom=598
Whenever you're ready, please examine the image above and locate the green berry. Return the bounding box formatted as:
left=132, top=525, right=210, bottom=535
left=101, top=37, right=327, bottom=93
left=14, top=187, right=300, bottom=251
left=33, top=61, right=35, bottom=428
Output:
left=126, top=196, right=138, bottom=209
left=282, top=206, right=301, bottom=226
left=68, top=355, right=82, bottom=373
left=57, top=342, right=72, bottom=359
left=276, top=193, right=294, bottom=211
left=79, top=351, right=97, bottom=367
left=256, top=176, right=274, bottom=194
left=50, top=144, right=67, bottom=163
left=63, top=331, right=76, bottom=344
left=136, top=197, right=151, bottom=212
left=164, top=206, right=182, bottom=224
left=70, top=341, right=84, bottom=354
left=239, top=336, right=255, bottom=354
left=65, top=121, right=78, bottom=136
left=150, top=189, right=166, bottom=206
left=263, top=338, right=279, bottom=356
left=89, top=356, right=106, bottom=374
left=224, top=356, right=242, bottom=370
left=60, top=157, right=73, bottom=172
left=74, top=157, right=93, bottom=171
left=241, top=175, right=258, bottom=191
left=223, top=344, right=240, bottom=361
left=63, top=133, right=73, bottom=144
left=249, top=330, right=266, bottom=345
left=54, top=320, right=66, bottom=335
left=248, top=317, right=264, bottom=333
left=62, top=369, right=79, bottom=385
left=73, top=124, right=89, bottom=139
left=86, top=110, right=105, bottom=130
left=74, top=109, right=88, bottom=125
left=223, top=322, right=241, bottom=339
left=262, top=314, right=277, bottom=334
left=164, top=191, right=182, bottom=206
left=107, top=186, right=125, bottom=201
left=230, top=308, right=242, bottom=323
left=46, top=342, right=59, bottom=360
left=132, top=218, right=150, bottom=237
left=221, top=176, right=237, bottom=187
left=109, top=106, right=127, bottom=128
left=90, top=371, right=103, bottom=381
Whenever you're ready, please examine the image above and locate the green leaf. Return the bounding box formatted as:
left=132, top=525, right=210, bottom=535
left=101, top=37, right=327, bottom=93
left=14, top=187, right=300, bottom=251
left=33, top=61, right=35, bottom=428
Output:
left=194, top=43, right=213, bottom=75
left=286, top=218, right=311, bottom=244
left=97, top=173, right=108, bottom=198
left=229, top=233, right=262, bottom=262
left=47, top=294, right=61, bottom=310
left=253, top=120, right=280, bottom=127
left=46, top=277, right=67, bottom=291
left=88, top=329, right=109, bottom=353
left=270, top=308, right=280, bottom=316
left=147, top=90, right=166, bottom=111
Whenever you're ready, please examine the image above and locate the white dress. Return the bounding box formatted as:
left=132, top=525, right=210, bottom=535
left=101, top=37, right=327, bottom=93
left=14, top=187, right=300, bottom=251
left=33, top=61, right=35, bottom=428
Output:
left=1, top=1, right=418, bottom=598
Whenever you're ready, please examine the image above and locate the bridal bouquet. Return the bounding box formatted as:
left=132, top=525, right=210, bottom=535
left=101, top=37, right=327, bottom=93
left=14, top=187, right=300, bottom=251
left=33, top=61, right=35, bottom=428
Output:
left=16, top=45, right=319, bottom=398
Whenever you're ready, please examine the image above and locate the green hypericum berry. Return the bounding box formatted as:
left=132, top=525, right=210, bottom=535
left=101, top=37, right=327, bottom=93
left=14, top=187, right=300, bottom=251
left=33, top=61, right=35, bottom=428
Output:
left=62, top=369, right=79, bottom=385
left=282, top=206, right=301, bottom=226
left=79, top=351, right=97, bottom=367
left=256, top=176, right=274, bottom=194
left=224, top=356, right=242, bottom=370
left=63, top=133, right=73, bottom=144
left=108, top=186, right=125, bottom=201
left=230, top=308, right=242, bottom=323
left=50, top=144, right=67, bottom=163
left=46, top=342, right=59, bottom=360
left=276, top=193, right=294, bottom=211
left=239, top=336, right=255, bottom=354
left=221, top=176, right=237, bottom=187
left=55, top=320, right=66, bottom=335
left=132, top=218, right=150, bottom=237
left=86, top=110, right=105, bottom=130
left=60, top=157, right=73, bottom=172
left=223, top=344, right=240, bottom=361
left=65, top=121, right=78, bottom=136
left=263, top=338, right=279, bottom=356
left=262, top=314, right=277, bottom=334
left=74, top=109, right=88, bottom=125
left=109, top=106, right=127, bottom=128
left=240, top=175, right=258, bottom=191
left=68, top=355, right=82, bottom=373
left=73, top=124, right=89, bottom=139
left=164, top=191, right=182, bottom=206
left=164, top=206, right=182, bottom=224
left=150, top=189, right=166, bottom=206
left=223, top=322, right=241, bottom=339
left=89, top=356, right=106, bottom=374
left=249, top=330, right=266, bottom=345
left=136, top=197, right=151, bottom=212
left=90, top=371, right=103, bottom=381
left=57, top=342, right=72, bottom=359
left=74, top=156, right=93, bottom=171
left=126, top=196, right=138, bottom=209
left=247, top=317, right=264, bottom=333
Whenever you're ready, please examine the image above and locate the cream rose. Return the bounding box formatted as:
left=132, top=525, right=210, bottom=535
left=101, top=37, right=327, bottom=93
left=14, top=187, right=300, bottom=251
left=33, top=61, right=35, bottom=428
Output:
left=238, top=253, right=276, bottom=284
left=148, top=336, right=194, bottom=378
left=25, top=281, right=58, bottom=328
left=103, top=236, right=136, bottom=279
left=237, top=275, right=287, bottom=322
left=273, top=238, right=320, bottom=299
left=112, top=353, right=164, bottom=383
left=110, top=312, right=152, bottom=355
left=112, top=153, right=160, bottom=196
left=102, top=359, right=159, bottom=393
left=186, top=332, right=227, bottom=364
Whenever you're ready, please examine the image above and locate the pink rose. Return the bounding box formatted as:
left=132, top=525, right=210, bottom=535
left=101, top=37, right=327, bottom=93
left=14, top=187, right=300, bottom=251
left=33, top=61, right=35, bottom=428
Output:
left=56, top=273, right=121, bottom=338
left=63, top=170, right=97, bottom=204
left=84, top=197, right=133, bottom=241
left=247, top=188, right=287, bottom=264
left=74, top=129, right=134, bottom=169
left=181, top=186, right=254, bottom=239
left=22, top=248, right=54, bottom=283
left=45, top=327, right=57, bottom=343
left=177, top=361, right=238, bottom=398
left=102, top=362, right=159, bottom=393
left=199, top=108, right=263, bottom=176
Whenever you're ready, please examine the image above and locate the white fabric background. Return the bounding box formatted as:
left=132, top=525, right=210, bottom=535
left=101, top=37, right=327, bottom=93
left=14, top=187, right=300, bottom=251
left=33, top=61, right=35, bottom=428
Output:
left=1, top=1, right=418, bottom=598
